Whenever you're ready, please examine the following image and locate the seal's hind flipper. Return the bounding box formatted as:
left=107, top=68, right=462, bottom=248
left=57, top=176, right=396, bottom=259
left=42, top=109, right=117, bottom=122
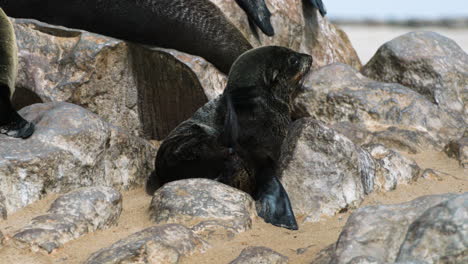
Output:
left=235, top=0, right=275, bottom=36
left=255, top=168, right=298, bottom=230
left=309, top=0, right=327, bottom=17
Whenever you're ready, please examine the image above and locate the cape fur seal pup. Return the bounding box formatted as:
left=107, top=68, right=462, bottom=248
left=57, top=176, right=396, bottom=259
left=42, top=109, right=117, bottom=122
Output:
left=0, top=8, right=34, bottom=138
left=235, top=0, right=274, bottom=37
left=0, top=0, right=252, bottom=74
left=147, top=46, right=312, bottom=230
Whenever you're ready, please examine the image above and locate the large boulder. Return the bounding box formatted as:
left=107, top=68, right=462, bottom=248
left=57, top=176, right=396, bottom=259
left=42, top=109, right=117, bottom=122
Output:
left=362, top=31, right=468, bottom=122
left=0, top=102, right=155, bottom=214
left=13, top=18, right=226, bottom=140
left=317, top=193, right=466, bottom=264
left=149, top=179, right=257, bottom=239
left=229, top=246, right=289, bottom=264
left=84, top=224, right=209, bottom=264
left=294, top=63, right=465, bottom=153
left=211, top=0, right=361, bottom=70
left=278, top=118, right=374, bottom=222
left=12, top=187, right=122, bottom=253
left=395, top=193, right=468, bottom=263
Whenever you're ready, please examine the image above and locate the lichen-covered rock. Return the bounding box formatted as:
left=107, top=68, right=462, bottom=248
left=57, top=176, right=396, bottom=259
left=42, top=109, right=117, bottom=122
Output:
left=13, top=18, right=226, bottom=140
left=211, top=0, right=361, bottom=70
left=294, top=63, right=464, bottom=153
left=0, top=102, right=155, bottom=214
left=362, top=31, right=468, bottom=122
left=13, top=187, right=122, bottom=253
left=363, top=144, right=421, bottom=191
left=229, top=246, right=289, bottom=264
left=445, top=137, right=468, bottom=168
left=84, top=224, right=209, bottom=264
left=149, top=179, right=256, bottom=235
left=330, top=193, right=460, bottom=264
left=278, top=118, right=374, bottom=222
left=396, top=193, right=468, bottom=264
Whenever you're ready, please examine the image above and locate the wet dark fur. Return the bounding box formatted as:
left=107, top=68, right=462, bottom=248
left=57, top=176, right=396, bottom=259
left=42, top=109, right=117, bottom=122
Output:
left=0, top=0, right=252, bottom=74
left=0, top=8, right=34, bottom=138
left=235, top=0, right=274, bottom=36
left=147, top=46, right=312, bottom=230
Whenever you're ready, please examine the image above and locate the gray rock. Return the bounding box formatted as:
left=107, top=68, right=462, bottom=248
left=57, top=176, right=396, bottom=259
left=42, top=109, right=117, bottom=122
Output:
left=84, top=224, right=209, bottom=264
left=445, top=137, right=468, bottom=168
left=149, top=179, right=256, bottom=236
left=421, top=169, right=444, bottom=181
left=0, top=191, right=6, bottom=220
left=13, top=18, right=226, bottom=140
left=278, top=119, right=373, bottom=222
left=229, top=246, right=288, bottom=264
left=363, top=144, right=421, bottom=191
left=331, top=193, right=459, bottom=264
left=211, top=0, right=361, bottom=70
left=294, top=63, right=464, bottom=153
left=0, top=102, right=155, bottom=214
left=13, top=187, right=122, bottom=253
left=362, top=31, right=468, bottom=122
left=396, top=193, right=468, bottom=264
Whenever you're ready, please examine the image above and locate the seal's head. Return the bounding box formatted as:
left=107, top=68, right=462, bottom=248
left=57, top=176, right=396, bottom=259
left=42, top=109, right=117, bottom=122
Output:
left=225, top=46, right=312, bottom=108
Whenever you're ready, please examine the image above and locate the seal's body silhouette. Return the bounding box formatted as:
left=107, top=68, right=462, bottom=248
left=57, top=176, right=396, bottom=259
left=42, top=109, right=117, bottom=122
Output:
left=147, top=46, right=312, bottom=230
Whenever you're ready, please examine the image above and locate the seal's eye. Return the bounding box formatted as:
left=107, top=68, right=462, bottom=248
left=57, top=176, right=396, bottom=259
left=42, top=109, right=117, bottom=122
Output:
left=289, top=56, right=299, bottom=67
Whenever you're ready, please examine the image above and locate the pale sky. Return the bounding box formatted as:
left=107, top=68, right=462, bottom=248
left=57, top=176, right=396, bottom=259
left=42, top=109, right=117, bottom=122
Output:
left=326, top=0, right=468, bottom=19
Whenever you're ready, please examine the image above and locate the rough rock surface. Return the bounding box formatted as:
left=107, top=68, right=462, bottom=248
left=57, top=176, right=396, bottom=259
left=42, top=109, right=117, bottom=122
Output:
left=13, top=18, right=226, bottom=140
left=445, top=137, right=468, bottom=168
left=84, top=224, right=209, bottom=264
left=0, top=102, right=155, bottom=214
left=149, top=179, right=256, bottom=236
left=294, top=63, right=465, bottom=153
left=328, top=193, right=462, bottom=264
left=211, top=0, right=361, bottom=70
left=364, top=144, right=421, bottom=191
left=13, top=187, right=122, bottom=253
left=396, top=193, right=468, bottom=264
left=229, top=246, right=289, bottom=264
left=278, top=118, right=374, bottom=222
left=362, top=31, right=468, bottom=122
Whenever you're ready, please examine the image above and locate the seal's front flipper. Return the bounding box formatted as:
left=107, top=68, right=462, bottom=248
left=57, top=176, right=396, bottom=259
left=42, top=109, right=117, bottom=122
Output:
left=0, top=111, right=35, bottom=139
left=0, top=90, right=35, bottom=139
left=255, top=174, right=298, bottom=230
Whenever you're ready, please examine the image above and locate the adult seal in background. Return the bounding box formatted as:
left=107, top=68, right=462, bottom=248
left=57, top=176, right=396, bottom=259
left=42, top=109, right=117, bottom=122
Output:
left=0, top=8, right=34, bottom=138
left=0, top=0, right=253, bottom=74
left=147, top=46, right=312, bottom=230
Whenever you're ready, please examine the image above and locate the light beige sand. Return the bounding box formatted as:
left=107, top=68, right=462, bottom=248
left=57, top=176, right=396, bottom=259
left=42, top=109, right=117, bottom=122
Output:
left=340, top=25, right=468, bottom=64
left=0, top=150, right=466, bottom=264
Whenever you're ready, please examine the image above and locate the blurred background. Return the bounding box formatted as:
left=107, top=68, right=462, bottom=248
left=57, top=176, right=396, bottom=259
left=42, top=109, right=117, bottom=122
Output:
left=328, top=0, right=468, bottom=63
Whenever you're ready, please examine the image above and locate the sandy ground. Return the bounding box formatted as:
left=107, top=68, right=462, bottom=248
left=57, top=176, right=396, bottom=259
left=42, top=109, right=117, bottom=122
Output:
left=0, top=150, right=466, bottom=264
left=340, top=25, right=468, bottom=64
